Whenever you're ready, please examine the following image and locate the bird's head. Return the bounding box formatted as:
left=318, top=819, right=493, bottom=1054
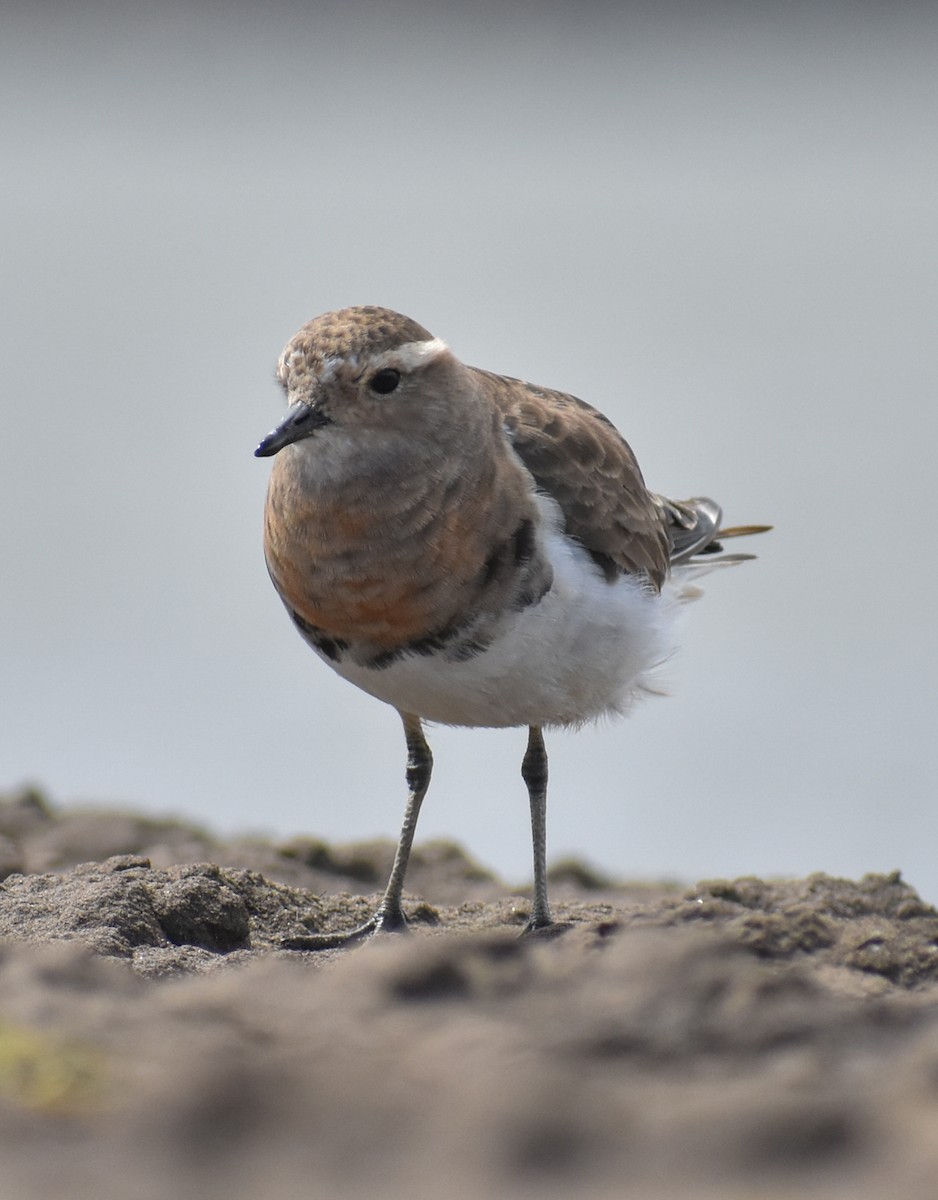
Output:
left=254, top=306, right=469, bottom=458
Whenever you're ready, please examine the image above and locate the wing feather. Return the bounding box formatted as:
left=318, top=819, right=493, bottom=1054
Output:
left=474, top=369, right=770, bottom=588
left=474, top=369, right=671, bottom=589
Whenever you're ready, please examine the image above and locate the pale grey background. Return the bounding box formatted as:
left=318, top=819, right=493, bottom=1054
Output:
left=3, top=3, right=936, bottom=894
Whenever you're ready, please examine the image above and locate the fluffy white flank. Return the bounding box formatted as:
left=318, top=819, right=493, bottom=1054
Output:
left=324, top=497, right=684, bottom=729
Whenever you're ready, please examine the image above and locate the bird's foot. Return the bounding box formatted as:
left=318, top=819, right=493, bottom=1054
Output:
left=520, top=909, right=574, bottom=939
left=281, top=904, right=409, bottom=951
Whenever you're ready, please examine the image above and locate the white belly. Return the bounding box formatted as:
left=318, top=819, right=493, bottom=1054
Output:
left=318, top=523, right=683, bottom=729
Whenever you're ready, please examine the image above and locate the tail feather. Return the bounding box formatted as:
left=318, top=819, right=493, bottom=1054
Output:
left=714, top=523, right=774, bottom=540
left=655, top=494, right=771, bottom=571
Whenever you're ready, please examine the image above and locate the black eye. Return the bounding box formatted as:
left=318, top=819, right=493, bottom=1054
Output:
left=369, top=368, right=401, bottom=395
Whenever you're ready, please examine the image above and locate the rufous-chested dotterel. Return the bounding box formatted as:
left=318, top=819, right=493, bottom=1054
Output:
left=255, top=305, right=769, bottom=945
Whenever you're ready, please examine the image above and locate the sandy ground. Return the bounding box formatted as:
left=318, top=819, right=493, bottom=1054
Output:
left=2, top=787, right=938, bottom=1200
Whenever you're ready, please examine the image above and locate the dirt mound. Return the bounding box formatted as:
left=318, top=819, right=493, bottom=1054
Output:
left=2, top=787, right=938, bottom=1200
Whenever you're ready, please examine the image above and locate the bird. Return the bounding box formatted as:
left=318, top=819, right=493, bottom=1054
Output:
left=255, top=305, right=768, bottom=947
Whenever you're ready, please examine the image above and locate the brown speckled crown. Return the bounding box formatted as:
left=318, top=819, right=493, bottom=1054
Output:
left=284, top=306, right=435, bottom=369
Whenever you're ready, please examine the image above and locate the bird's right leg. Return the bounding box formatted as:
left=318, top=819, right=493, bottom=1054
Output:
left=370, top=711, right=433, bottom=931
left=281, top=711, right=432, bottom=950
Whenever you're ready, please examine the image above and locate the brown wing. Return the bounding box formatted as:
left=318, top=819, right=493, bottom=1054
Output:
left=473, top=368, right=671, bottom=590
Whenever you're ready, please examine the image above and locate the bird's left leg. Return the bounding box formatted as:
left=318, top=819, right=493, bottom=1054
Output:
left=521, top=724, right=555, bottom=933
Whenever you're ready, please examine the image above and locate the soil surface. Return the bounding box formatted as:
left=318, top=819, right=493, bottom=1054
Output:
left=2, top=786, right=938, bottom=1200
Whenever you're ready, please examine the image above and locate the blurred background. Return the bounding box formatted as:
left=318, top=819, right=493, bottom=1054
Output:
left=2, top=1, right=936, bottom=896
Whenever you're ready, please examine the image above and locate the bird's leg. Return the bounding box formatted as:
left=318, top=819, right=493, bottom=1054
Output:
left=371, top=711, right=433, bottom=931
left=521, top=724, right=554, bottom=933
left=281, top=712, right=432, bottom=951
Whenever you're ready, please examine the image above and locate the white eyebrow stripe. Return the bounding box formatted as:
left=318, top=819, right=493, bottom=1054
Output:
left=373, top=337, right=449, bottom=372
left=278, top=335, right=449, bottom=388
